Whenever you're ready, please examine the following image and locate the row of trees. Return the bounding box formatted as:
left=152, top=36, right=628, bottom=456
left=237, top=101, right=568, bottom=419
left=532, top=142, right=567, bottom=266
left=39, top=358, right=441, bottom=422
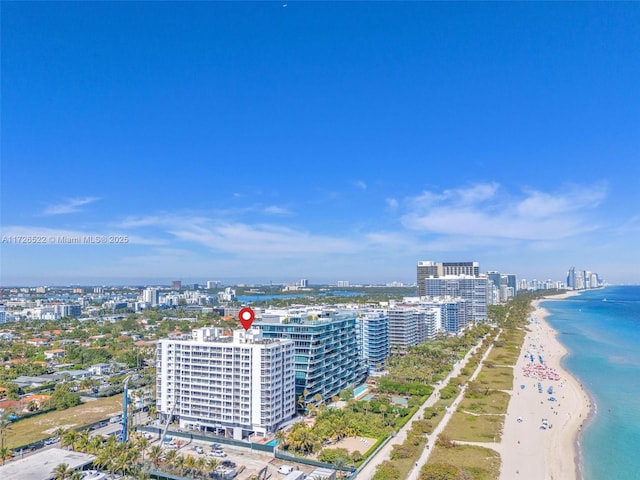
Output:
left=380, top=324, right=492, bottom=396
left=50, top=429, right=222, bottom=479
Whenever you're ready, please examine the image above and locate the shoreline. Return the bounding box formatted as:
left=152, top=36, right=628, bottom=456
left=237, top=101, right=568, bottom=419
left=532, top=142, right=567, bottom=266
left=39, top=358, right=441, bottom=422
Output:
left=540, top=291, right=595, bottom=480
left=499, top=290, right=591, bottom=480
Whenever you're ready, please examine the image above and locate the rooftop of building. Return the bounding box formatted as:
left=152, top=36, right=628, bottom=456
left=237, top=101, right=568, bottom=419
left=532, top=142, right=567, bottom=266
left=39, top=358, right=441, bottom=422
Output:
left=0, top=448, right=95, bottom=480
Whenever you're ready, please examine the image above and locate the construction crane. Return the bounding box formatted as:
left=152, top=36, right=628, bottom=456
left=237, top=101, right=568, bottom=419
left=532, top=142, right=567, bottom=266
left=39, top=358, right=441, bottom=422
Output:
left=121, top=375, right=132, bottom=443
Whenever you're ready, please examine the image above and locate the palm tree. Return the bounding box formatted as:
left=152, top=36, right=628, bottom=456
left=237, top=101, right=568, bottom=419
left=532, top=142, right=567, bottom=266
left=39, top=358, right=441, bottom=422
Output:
left=112, top=453, right=131, bottom=476
left=0, top=446, right=12, bottom=466
left=174, top=454, right=185, bottom=476
left=136, top=470, right=151, bottom=480
left=87, top=436, right=103, bottom=455
left=380, top=404, right=388, bottom=423
left=148, top=405, right=158, bottom=420
left=148, top=445, right=162, bottom=468
left=52, top=462, right=74, bottom=480
left=75, top=429, right=90, bottom=452
left=333, top=456, right=347, bottom=479
left=164, top=449, right=178, bottom=471
left=61, top=430, right=77, bottom=451
left=206, top=457, right=219, bottom=475
left=274, top=429, right=285, bottom=446
left=0, top=414, right=12, bottom=449
left=196, top=456, right=207, bottom=477
left=69, top=472, right=83, bottom=480
left=135, top=435, right=149, bottom=463
left=184, top=455, right=197, bottom=475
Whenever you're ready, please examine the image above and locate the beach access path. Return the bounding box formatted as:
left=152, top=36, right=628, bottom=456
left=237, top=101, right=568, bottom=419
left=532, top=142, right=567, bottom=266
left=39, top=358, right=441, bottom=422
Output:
left=405, top=330, right=499, bottom=480
left=355, top=334, right=492, bottom=480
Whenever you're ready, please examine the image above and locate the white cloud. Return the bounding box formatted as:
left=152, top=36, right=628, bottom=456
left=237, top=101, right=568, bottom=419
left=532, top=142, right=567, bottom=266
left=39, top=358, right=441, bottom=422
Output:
left=355, top=180, right=367, bottom=190
left=167, top=221, right=359, bottom=256
left=386, top=198, right=399, bottom=209
left=410, top=183, right=500, bottom=210
left=401, top=183, right=606, bottom=242
left=43, top=197, right=100, bottom=215
left=263, top=205, right=292, bottom=216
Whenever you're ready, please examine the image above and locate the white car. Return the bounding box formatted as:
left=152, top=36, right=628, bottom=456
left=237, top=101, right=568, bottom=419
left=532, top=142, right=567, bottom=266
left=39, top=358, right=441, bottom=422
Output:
left=209, top=450, right=227, bottom=457
left=278, top=465, right=294, bottom=474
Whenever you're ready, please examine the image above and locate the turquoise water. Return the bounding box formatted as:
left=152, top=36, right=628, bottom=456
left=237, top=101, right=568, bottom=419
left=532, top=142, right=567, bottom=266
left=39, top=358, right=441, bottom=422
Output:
left=542, top=286, right=640, bottom=480
left=353, top=384, right=369, bottom=397
left=266, top=439, right=279, bottom=447
left=362, top=394, right=375, bottom=401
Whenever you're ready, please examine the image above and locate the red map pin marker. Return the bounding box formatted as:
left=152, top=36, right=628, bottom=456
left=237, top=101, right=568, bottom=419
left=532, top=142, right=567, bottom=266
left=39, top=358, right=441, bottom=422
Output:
left=238, top=307, right=255, bottom=331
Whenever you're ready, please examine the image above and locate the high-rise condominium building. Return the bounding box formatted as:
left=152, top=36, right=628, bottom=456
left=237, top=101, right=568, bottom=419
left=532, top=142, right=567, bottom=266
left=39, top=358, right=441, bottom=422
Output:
left=421, top=276, right=488, bottom=323
left=356, top=310, right=390, bottom=374
left=142, top=287, right=159, bottom=306
left=259, top=309, right=366, bottom=410
left=156, top=328, right=295, bottom=440
left=388, top=307, right=421, bottom=352
left=417, top=261, right=480, bottom=294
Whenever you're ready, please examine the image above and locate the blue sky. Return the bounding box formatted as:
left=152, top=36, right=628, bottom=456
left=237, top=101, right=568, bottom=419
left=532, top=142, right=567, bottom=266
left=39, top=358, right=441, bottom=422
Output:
left=1, top=2, right=639, bottom=286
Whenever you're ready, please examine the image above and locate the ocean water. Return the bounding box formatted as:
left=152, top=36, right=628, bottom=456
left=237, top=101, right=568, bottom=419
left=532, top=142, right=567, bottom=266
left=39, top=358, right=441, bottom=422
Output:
left=542, top=286, right=640, bottom=480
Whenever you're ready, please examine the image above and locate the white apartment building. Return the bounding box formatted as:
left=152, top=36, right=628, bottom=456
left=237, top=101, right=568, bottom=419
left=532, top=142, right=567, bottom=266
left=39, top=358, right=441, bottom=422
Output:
left=156, top=327, right=295, bottom=440
left=142, top=287, right=159, bottom=306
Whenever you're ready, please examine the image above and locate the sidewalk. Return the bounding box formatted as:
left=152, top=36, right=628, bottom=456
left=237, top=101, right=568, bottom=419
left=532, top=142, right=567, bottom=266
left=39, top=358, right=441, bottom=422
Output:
left=405, top=331, right=499, bottom=480
left=355, top=335, right=491, bottom=480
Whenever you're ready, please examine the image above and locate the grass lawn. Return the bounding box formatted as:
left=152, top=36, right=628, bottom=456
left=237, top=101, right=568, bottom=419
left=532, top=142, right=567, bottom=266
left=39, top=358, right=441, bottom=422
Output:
left=392, top=436, right=428, bottom=479
left=459, top=390, right=510, bottom=415
left=427, top=444, right=501, bottom=480
left=474, top=366, right=514, bottom=391
left=441, top=411, right=504, bottom=443
left=6, top=394, right=124, bottom=450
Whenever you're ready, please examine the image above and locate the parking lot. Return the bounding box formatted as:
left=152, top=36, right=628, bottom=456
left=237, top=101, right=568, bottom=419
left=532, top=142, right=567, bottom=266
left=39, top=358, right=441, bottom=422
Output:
left=146, top=435, right=316, bottom=479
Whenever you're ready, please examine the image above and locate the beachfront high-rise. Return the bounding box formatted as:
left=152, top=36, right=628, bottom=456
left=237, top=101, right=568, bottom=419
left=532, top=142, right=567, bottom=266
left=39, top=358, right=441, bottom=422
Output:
left=566, top=266, right=602, bottom=290
left=388, top=307, right=421, bottom=352
left=417, top=260, right=480, bottom=286
left=355, top=310, right=390, bottom=375
left=156, top=328, right=295, bottom=440
left=258, top=309, right=366, bottom=410
left=421, top=276, right=488, bottom=323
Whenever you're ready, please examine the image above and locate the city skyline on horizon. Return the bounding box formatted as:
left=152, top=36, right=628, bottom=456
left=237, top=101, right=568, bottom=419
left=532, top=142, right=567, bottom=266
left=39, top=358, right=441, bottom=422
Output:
left=2, top=3, right=639, bottom=286
left=0, top=264, right=605, bottom=290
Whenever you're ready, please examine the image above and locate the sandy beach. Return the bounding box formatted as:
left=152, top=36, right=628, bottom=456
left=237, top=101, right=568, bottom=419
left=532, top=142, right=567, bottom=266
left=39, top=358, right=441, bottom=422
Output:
left=500, top=292, right=591, bottom=480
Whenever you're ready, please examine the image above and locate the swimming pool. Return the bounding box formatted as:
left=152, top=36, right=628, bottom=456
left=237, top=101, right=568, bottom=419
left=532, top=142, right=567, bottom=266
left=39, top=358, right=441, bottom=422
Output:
left=353, top=384, right=369, bottom=398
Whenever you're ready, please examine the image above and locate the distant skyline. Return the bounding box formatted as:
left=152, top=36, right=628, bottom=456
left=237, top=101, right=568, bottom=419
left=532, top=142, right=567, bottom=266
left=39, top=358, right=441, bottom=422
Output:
left=1, top=2, right=639, bottom=286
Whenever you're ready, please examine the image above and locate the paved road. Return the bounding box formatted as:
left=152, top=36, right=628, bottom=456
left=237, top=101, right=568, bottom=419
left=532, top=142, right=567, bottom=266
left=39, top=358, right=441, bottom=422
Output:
left=355, top=336, right=489, bottom=480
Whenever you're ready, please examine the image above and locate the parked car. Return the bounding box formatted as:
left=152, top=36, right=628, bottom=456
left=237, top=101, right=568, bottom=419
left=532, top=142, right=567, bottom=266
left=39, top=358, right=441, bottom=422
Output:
left=192, top=445, right=204, bottom=454
left=278, top=465, right=294, bottom=474
left=209, top=450, right=227, bottom=457
left=221, top=460, right=236, bottom=468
